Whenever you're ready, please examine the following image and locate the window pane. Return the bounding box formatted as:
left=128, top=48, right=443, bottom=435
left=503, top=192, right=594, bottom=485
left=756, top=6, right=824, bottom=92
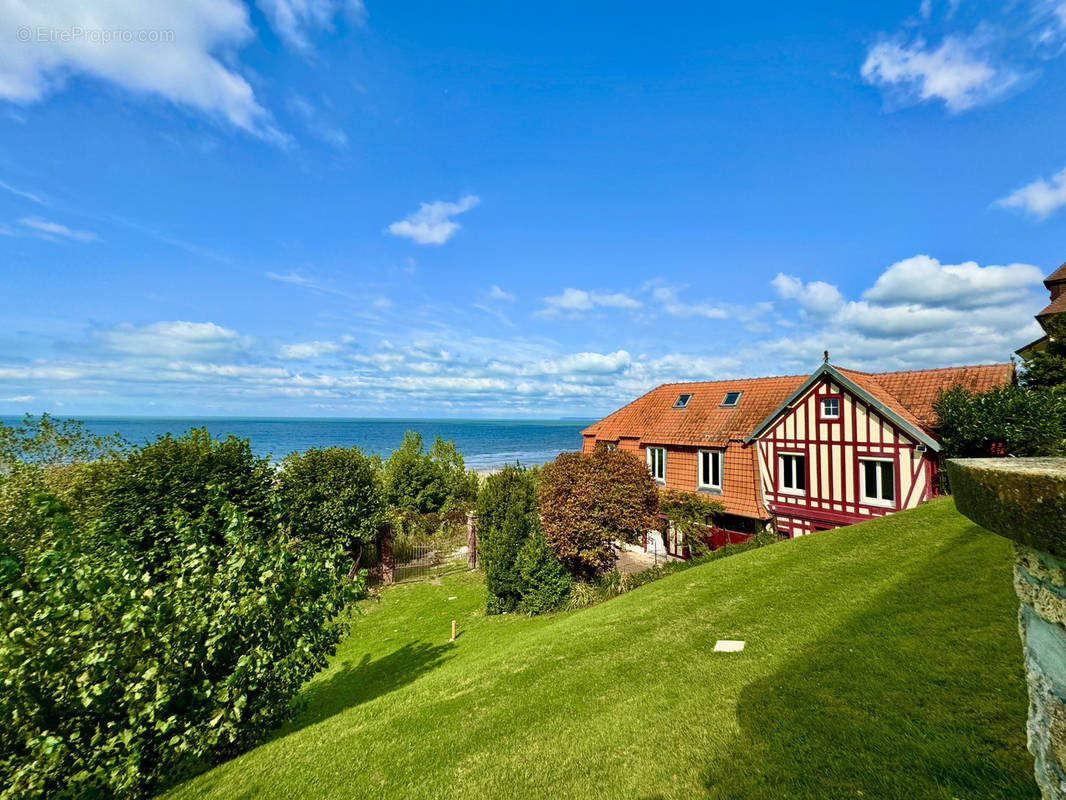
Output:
left=712, top=453, right=721, bottom=486
left=795, top=456, right=805, bottom=490
left=880, top=461, right=894, bottom=501
left=864, top=462, right=877, bottom=499
left=782, top=455, right=793, bottom=488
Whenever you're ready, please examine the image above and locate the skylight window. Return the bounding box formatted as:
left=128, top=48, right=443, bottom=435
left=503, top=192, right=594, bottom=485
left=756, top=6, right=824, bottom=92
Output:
left=721, top=390, right=742, bottom=407
left=673, top=393, right=693, bottom=408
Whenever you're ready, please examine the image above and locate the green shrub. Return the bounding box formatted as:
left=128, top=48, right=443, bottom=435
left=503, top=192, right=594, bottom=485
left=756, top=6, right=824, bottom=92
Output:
left=92, top=429, right=277, bottom=571
left=515, top=533, right=573, bottom=615
left=537, top=450, right=659, bottom=578
left=0, top=464, right=51, bottom=564
left=0, top=492, right=357, bottom=800
left=933, top=384, right=1066, bottom=458
left=476, top=466, right=540, bottom=614
left=1021, top=315, right=1066, bottom=390
left=383, top=432, right=479, bottom=514
left=659, top=489, right=726, bottom=558
left=279, top=446, right=386, bottom=574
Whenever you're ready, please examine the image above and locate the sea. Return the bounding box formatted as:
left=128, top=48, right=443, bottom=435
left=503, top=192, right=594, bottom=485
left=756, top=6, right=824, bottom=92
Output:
left=0, top=417, right=594, bottom=471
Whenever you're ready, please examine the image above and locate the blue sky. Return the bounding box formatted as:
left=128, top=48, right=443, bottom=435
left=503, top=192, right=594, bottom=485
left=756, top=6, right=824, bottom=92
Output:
left=1, top=0, right=1064, bottom=417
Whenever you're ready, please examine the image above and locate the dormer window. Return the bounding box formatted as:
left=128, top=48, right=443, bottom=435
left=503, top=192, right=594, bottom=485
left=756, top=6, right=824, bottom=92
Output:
left=673, top=393, right=693, bottom=408
left=721, top=390, right=742, bottom=407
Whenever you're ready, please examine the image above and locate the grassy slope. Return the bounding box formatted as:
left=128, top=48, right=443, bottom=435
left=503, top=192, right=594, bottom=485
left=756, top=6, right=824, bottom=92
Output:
left=164, top=499, right=1037, bottom=800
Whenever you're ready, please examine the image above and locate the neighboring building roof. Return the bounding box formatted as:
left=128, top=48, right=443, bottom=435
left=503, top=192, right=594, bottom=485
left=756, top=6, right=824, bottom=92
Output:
left=581, top=374, right=807, bottom=448
left=845, top=363, right=1015, bottom=427
left=1045, top=261, right=1066, bottom=287
left=1017, top=334, right=1050, bottom=359
left=585, top=362, right=1015, bottom=451
left=1038, top=292, right=1066, bottom=319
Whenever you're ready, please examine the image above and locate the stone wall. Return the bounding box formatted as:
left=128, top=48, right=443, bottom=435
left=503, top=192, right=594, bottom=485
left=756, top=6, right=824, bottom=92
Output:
left=1016, top=544, right=1066, bottom=799
left=947, top=457, right=1066, bottom=800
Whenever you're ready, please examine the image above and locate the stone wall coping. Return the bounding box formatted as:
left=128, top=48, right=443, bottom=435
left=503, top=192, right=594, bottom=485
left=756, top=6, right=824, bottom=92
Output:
left=946, top=457, right=1066, bottom=557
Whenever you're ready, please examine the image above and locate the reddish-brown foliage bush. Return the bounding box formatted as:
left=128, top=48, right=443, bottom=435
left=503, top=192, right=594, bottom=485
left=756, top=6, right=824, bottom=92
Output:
left=537, top=449, right=659, bottom=577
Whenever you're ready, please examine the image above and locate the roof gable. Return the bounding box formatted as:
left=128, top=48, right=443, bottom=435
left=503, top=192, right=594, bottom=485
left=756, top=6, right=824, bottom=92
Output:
left=743, top=364, right=941, bottom=451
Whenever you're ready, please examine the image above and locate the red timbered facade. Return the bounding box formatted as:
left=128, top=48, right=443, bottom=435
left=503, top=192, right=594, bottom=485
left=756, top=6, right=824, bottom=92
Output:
left=746, top=364, right=941, bottom=537
left=581, top=361, right=1013, bottom=541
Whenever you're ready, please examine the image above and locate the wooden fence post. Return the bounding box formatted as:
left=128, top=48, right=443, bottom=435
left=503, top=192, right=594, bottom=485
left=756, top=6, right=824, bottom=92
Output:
left=466, top=511, right=478, bottom=570
left=378, top=528, right=395, bottom=585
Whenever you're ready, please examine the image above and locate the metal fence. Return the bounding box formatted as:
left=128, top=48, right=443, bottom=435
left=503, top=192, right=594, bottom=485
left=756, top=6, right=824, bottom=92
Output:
left=393, top=541, right=441, bottom=583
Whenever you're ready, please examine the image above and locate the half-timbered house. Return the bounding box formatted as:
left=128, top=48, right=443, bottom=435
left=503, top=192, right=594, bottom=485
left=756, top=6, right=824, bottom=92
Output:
left=581, top=360, right=1013, bottom=543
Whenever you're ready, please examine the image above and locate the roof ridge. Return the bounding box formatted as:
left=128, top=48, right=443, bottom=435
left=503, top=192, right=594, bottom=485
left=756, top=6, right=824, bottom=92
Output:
left=870, top=362, right=1012, bottom=376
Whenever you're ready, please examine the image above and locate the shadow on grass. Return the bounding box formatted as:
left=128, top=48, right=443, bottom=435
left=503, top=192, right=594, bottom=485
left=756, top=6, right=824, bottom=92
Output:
left=282, top=639, right=455, bottom=736
left=703, top=526, right=1038, bottom=800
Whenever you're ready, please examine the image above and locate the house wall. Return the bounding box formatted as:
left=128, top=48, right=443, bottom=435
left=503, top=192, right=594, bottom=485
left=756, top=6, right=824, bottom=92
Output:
left=755, top=376, right=935, bottom=537
left=581, top=434, right=768, bottom=522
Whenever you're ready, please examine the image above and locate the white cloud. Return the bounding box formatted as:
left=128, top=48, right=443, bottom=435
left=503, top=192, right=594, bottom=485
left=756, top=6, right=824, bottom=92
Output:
left=995, top=166, right=1066, bottom=219
left=279, top=340, right=344, bottom=359
left=861, top=36, right=1019, bottom=112
left=539, top=350, right=631, bottom=375
left=0, top=0, right=284, bottom=141
left=765, top=254, right=1046, bottom=370
left=386, top=195, right=480, bottom=245
left=539, top=288, right=641, bottom=316
left=255, top=0, right=365, bottom=51
left=287, top=92, right=347, bottom=148
left=18, top=216, right=98, bottom=242
left=0, top=395, right=34, bottom=403
left=861, top=254, right=1043, bottom=307
left=489, top=285, right=516, bottom=302
left=652, top=286, right=729, bottom=319
left=0, top=179, right=47, bottom=205
left=771, top=274, right=846, bottom=315
left=96, top=320, right=251, bottom=358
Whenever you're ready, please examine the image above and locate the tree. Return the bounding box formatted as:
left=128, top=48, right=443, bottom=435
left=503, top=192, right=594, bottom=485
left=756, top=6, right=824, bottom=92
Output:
left=476, top=465, right=540, bottom=613
left=279, top=446, right=387, bottom=576
left=383, top=431, right=449, bottom=513
left=659, top=489, right=725, bottom=558
left=91, top=429, right=277, bottom=571
left=0, top=413, right=126, bottom=470
left=383, top=431, right=479, bottom=515
left=537, top=449, right=659, bottom=578
left=933, top=384, right=1066, bottom=458
left=0, top=489, right=356, bottom=800
left=1022, top=315, right=1066, bottom=390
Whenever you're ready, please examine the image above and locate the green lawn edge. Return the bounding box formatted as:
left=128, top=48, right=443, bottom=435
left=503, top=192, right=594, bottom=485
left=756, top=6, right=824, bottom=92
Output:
left=161, top=498, right=1037, bottom=800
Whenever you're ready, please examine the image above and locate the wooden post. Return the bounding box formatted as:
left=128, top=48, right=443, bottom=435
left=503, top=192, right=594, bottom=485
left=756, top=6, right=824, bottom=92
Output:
left=378, top=527, right=395, bottom=585
left=450, top=619, right=456, bottom=642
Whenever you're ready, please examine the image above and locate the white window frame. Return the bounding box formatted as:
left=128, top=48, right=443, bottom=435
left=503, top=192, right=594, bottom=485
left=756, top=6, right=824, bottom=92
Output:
left=646, top=446, right=666, bottom=484
left=778, top=452, right=806, bottom=497
left=721, top=390, right=743, bottom=407
left=859, top=457, right=896, bottom=508
left=820, top=396, right=840, bottom=419
left=698, top=449, right=722, bottom=492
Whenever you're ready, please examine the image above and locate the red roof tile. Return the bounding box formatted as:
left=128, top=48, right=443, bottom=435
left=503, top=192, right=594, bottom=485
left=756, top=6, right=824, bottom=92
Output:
left=583, top=362, right=1015, bottom=446
left=837, top=363, right=1015, bottom=427
left=582, top=374, right=808, bottom=448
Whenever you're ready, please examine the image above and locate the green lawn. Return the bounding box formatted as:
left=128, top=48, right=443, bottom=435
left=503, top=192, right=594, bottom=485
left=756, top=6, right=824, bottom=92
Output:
left=162, top=498, right=1037, bottom=800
